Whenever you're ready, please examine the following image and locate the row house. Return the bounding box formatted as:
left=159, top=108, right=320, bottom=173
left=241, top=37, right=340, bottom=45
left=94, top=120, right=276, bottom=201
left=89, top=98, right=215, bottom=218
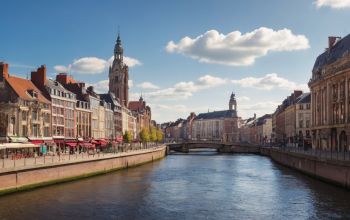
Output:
left=0, top=63, right=52, bottom=145
left=309, top=35, right=350, bottom=151
left=296, top=93, right=311, bottom=147
left=121, top=106, right=137, bottom=139
left=164, top=119, right=186, bottom=142
left=272, top=90, right=310, bottom=147
left=128, top=96, right=152, bottom=137
left=239, top=114, right=272, bottom=145
left=31, top=66, right=76, bottom=149
left=100, top=93, right=123, bottom=140
left=56, top=74, right=92, bottom=140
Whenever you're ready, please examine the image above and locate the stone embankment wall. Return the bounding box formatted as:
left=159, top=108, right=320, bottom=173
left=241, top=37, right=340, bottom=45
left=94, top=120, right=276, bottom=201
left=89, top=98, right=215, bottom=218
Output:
left=260, top=148, right=350, bottom=189
left=0, top=146, right=166, bottom=195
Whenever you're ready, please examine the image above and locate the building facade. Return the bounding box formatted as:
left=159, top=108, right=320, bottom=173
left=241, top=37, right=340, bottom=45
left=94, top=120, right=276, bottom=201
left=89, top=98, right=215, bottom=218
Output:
left=192, top=93, right=240, bottom=142
left=309, top=35, right=350, bottom=151
left=0, top=63, right=51, bottom=144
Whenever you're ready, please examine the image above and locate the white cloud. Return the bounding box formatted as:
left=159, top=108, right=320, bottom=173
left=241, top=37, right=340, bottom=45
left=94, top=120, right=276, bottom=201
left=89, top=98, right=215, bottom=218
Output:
left=55, top=55, right=142, bottom=74
left=71, top=57, right=107, bottom=74
left=107, top=56, right=142, bottom=68
left=87, top=80, right=109, bottom=93
left=236, top=96, right=251, bottom=102
left=315, top=0, right=350, bottom=8
left=54, top=65, right=69, bottom=73
left=231, top=73, right=308, bottom=91
left=124, top=56, right=142, bottom=67
left=239, top=101, right=280, bottom=119
left=129, top=80, right=133, bottom=88
left=144, top=74, right=228, bottom=101
left=137, top=82, right=160, bottom=89
left=166, top=27, right=309, bottom=66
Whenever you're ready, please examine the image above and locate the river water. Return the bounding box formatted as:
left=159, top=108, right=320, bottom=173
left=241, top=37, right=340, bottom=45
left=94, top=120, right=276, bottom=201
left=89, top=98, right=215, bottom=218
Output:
left=0, top=150, right=350, bottom=220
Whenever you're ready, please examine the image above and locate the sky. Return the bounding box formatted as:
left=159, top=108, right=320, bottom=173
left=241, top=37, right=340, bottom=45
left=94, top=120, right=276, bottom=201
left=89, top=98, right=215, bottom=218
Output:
left=1, top=0, right=350, bottom=123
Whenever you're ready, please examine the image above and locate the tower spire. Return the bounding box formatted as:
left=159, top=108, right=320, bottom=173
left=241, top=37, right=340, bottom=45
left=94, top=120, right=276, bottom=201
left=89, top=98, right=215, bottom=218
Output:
left=114, top=31, right=123, bottom=62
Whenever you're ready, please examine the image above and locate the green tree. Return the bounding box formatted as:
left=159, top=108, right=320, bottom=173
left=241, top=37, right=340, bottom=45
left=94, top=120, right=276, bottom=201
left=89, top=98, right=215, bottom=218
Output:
left=150, top=126, right=157, bottom=142
left=139, top=128, right=150, bottom=143
left=123, top=131, right=132, bottom=143
left=156, top=128, right=164, bottom=142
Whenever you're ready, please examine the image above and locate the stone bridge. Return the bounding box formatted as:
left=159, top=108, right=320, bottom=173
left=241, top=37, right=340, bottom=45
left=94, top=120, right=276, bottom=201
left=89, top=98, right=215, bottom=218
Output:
left=166, top=141, right=260, bottom=154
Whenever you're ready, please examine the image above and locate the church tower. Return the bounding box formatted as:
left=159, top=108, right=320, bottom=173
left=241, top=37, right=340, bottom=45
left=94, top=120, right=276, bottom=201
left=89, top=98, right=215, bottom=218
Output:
left=229, top=92, right=237, bottom=111
left=109, top=33, right=129, bottom=106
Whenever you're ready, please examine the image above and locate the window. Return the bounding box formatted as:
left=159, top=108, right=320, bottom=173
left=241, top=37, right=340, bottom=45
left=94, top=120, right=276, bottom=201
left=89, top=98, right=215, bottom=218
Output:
left=306, top=104, right=310, bottom=109
left=22, top=111, right=27, bottom=121
left=22, top=125, right=27, bottom=136
left=306, top=120, right=310, bottom=128
left=32, top=111, right=38, bottom=120
left=44, top=127, right=50, bottom=137
left=32, top=124, right=39, bottom=137
left=299, top=120, right=303, bottom=128
left=299, top=104, right=304, bottom=110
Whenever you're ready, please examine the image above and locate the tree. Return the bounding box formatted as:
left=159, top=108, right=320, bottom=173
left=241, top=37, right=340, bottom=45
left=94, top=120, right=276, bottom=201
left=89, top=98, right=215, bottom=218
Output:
left=139, top=128, right=150, bottom=143
left=156, top=128, right=164, bottom=143
left=123, top=131, right=132, bottom=143
left=150, top=126, right=157, bottom=142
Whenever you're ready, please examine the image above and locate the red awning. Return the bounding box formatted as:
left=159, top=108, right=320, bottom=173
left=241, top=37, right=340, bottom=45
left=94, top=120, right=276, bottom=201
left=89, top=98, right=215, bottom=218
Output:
left=91, top=140, right=98, bottom=144
left=81, top=143, right=95, bottom=149
left=98, top=140, right=108, bottom=147
left=66, top=142, right=77, bottom=147
left=30, top=140, right=44, bottom=145
left=54, top=140, right=65, bottom=144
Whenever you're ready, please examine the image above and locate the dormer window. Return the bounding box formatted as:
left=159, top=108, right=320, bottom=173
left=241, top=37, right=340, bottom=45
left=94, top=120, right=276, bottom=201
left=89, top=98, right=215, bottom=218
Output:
left=27, top=89, right=38, bottom=98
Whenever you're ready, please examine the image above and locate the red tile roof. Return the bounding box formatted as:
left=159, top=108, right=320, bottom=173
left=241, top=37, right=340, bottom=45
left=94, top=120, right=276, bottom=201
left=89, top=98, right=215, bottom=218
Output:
left=6, top=75, right=50, bottom=104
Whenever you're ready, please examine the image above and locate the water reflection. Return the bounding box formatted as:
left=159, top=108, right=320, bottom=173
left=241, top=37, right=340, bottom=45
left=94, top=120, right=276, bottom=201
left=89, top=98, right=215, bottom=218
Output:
left=0, top=151, right=349, bottom=220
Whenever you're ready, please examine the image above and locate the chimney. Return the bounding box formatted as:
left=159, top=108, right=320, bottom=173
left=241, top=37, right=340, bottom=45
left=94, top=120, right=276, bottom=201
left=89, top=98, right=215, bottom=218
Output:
left=328, top=36, right=341, bottom=50
left=0, top=62, right=9, bottom=81
left=31, top=65, right=46, bottom=88
left=56, top=73, right=76, bottom=85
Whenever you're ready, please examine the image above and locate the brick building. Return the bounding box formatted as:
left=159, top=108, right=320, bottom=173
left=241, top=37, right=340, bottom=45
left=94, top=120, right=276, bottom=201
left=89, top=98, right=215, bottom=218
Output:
left=0, top=63, right=52, bottom=145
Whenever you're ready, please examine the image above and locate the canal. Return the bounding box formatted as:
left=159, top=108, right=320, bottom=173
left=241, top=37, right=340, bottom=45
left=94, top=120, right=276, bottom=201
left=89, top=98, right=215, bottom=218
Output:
left=0, top=150, right=350, bottom=220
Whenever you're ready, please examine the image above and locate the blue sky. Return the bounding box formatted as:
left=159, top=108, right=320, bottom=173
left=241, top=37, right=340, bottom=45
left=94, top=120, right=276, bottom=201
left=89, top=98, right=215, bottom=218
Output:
left=1, top=0, right=350, bottom=122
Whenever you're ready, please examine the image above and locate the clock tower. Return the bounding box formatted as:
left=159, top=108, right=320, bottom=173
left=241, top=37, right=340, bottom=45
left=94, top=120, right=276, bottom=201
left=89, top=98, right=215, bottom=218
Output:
left=109, top=33, right=129, bottom=106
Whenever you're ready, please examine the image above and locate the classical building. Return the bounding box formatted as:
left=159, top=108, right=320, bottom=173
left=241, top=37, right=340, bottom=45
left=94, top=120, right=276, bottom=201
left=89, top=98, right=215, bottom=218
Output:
left=192, top=93, right=240, bottom=142
left=31, top=66, right=77, bottom=149
left=109, top=34, right=129, bottom=107
left=309, top=35, right=350, bottom=151
left=0, top=63, right=51, bottom=144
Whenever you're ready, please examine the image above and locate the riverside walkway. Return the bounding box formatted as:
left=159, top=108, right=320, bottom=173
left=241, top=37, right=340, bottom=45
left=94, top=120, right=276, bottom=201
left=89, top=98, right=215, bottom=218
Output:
left=0, top=143, right=162, bottom=174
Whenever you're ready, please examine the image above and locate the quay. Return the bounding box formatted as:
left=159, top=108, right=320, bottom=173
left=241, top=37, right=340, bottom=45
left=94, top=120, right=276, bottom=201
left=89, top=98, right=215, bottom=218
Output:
left=0, top=145, right=166, bottom=195
left=168, top=141, right=350, bottom=189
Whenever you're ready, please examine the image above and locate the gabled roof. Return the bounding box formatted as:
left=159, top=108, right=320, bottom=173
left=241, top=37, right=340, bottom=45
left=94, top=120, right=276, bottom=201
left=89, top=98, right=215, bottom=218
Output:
left=6, top=75, right=50, bottom=104
left=195, top=110, right=237, bottom=120
left=313, top=34, right=350, bottom=73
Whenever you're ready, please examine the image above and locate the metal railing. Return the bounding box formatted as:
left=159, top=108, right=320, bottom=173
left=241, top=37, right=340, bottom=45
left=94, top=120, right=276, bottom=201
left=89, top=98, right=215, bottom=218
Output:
left=269, top=146, right=350, bottom=162
left=0, top=142, right=162, bottom=170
